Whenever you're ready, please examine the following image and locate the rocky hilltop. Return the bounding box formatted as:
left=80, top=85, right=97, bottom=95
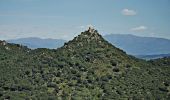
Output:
left=0, top=28, right=170, bottom=99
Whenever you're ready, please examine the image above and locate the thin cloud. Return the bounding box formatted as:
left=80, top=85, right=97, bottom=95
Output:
left=78, top=24, right=94, bottom=29
left=131, top=26, right=147, bottom=31
left=87, top=24, right=94, bottom=28
left=122, top=9, right=137, bottom=16
left=79, top=26, right=85, bottom=29
left=0, top=11, right=30, bottom=16
left=0, top=13, right=63, bottom=18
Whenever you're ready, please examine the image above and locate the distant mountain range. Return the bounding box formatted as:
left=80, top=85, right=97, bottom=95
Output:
left=104, top=34, right=170, bottom=55
left=135, top=54, right=170, bottom=60
left=7, top=34, right=170, bottom=59
left=7, top=37, right=66, bottom=49
left=1, top=28, right=170, bottom=99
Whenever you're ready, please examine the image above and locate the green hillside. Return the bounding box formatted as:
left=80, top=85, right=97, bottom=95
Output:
left=0, top=28, right=170, bottom=100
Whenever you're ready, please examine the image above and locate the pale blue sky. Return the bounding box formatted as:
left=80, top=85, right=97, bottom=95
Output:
left=0, top=0, right=170, bottom=40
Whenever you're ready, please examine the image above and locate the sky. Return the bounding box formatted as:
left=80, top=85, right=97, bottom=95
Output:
left=0, top=0, right=170, bottom=40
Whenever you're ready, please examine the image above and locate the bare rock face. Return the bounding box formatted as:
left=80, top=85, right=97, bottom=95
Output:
left=0, top=40, right=7, bottom=46
left=72, top=27, right=102, bottom=43
left=88, top=27, right=95, bottom=33
left=63, top=28, right=107, bottom=50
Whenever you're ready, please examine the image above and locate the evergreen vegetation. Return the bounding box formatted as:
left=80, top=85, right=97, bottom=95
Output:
left=0, top=29, right=170, bottom=99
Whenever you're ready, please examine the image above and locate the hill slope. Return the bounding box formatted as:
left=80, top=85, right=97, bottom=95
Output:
left=0, top=29, right=170, bottom=99
left=7, top=34, right=170, bottom=58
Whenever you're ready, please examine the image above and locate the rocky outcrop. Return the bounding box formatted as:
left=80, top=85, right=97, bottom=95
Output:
left=0, top=40, right=7, bottom=46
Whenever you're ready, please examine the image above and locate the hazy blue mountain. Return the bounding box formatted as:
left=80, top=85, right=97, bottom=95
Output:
left=1, top=29, right=170, bottom=99
left=7, top=37, right=66, bottom=49
left=7, top=34, right=170, bottom=58
left=104, top=34, right=170, bottom=55
left=135, top=54, right=170, bottom=60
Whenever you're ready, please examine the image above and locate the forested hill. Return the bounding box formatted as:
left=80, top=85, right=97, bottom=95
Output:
left=7, top=34, right=170, bottom=57
left=0, top=28, right=170, bottom=99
